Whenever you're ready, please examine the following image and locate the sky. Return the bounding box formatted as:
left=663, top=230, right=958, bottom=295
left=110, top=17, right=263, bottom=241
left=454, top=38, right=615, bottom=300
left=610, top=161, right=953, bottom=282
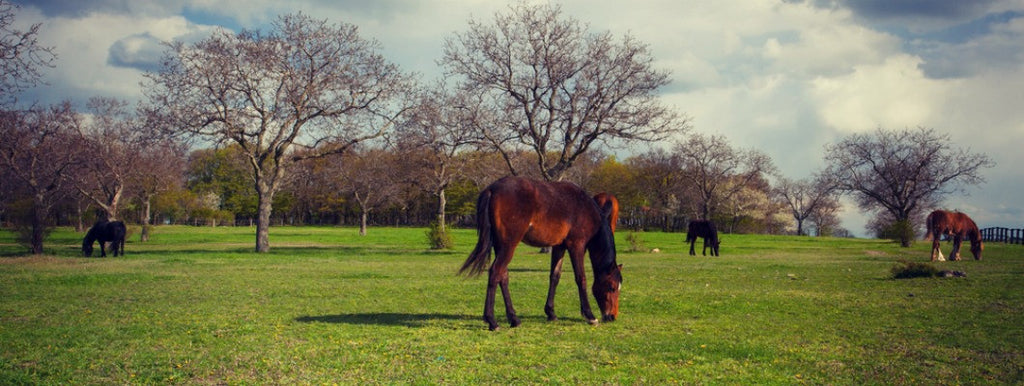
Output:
left=8, top=0, right=1024, bottom=236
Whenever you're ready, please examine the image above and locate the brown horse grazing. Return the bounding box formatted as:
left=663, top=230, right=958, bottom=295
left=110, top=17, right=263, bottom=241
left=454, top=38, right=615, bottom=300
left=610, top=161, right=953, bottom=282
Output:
left=686, top=220, right=720, bottom=256
left=926, top=210, right=983, bottom=261
left=460, top=177, right=622, bottom=331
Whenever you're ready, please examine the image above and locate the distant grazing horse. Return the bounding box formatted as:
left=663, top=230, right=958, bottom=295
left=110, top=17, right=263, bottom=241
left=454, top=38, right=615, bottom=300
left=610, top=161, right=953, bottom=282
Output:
left=926, top=210, right=982, bottom=261
left=83, top=220, right=127, bottom=257
left=460, top=177, right=622, bottom=331
left=686, top=220, right=720, bottom=256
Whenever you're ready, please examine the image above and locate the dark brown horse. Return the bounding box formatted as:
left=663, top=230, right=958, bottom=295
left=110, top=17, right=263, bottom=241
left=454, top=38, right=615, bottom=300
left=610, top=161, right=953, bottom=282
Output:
left=686, top=220, right=720, bottom=256
left=83, top=220, right=127, bottom=257
left=926, top=210, right=983, bottom=261
left=460, top=177, right=622, bottom=331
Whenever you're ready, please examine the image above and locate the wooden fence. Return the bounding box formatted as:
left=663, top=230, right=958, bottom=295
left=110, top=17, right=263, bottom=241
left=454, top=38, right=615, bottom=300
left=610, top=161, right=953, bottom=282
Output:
left=980, top=227, right=1024, bottom=245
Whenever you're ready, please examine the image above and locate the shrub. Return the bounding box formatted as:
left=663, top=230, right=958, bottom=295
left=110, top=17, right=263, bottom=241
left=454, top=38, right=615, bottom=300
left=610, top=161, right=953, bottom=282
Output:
left=879, top=219, right=916, bottom=247
left=890, top=260, right=940, bottom=279
left=425, top=222, right=454, bottom=250
left=625, top=231, right=646, bottom=253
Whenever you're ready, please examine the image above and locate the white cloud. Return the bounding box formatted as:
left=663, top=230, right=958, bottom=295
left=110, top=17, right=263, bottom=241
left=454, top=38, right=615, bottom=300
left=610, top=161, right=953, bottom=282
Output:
left=810, top=54, right=957, bottom=133
left=30, top=12, right=220, bottom=102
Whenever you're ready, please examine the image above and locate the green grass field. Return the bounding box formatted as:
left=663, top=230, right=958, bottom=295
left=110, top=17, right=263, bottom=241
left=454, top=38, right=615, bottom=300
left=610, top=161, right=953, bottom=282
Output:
left=1, top=226, right=1022, bottom=384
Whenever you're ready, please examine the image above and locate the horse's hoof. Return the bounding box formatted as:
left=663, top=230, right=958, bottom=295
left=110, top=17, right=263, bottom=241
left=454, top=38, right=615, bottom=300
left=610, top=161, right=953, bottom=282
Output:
left=510, top=318, right=521, bottom=328
left=587, top=318, right=599, bottom=325
left=547, top=315, right=558, bottom=322
left=488, top=325, right=500, bottom=331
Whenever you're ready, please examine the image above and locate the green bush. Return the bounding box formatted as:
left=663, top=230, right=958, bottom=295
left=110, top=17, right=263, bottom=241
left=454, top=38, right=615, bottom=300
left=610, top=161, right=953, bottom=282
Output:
left=425, top=222, right=454, bottom=250
left=625, top=231, right=646, bottom=252
left=879, top=219, right=916, bottom=247
left=890, top=260, right=940, bottom=279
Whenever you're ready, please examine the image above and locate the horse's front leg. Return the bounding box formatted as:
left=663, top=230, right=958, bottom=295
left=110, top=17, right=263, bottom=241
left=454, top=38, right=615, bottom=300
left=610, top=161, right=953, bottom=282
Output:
left=701, top=238, right=708, bottom=256
left=688, top=239, right=696, bottom=256
left=567, top=246, right=598, bottom=325
left=99, top=241, right=107, bottom=257
left=545, top=246, right=567, bottom=321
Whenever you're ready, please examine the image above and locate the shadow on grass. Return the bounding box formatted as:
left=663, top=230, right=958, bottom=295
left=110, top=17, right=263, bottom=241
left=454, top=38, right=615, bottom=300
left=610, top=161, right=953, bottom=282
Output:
left=295, top=312, right=479, bottom=328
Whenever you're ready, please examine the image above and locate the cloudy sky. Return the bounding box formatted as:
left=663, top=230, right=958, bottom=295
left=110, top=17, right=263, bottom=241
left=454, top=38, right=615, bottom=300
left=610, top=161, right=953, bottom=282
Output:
left=9, top=0, right=1024, bottom=236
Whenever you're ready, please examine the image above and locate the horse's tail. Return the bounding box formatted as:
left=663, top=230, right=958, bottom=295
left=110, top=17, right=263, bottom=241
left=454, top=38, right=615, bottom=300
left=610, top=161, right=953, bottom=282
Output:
left=460, top=189, right=493, bottom=276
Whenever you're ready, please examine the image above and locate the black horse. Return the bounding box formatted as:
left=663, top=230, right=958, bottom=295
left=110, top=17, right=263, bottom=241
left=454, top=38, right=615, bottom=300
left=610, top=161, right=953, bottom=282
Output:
left=686, top=220, right=720, bottom=256
left=82, top=220, right=127, bottom=257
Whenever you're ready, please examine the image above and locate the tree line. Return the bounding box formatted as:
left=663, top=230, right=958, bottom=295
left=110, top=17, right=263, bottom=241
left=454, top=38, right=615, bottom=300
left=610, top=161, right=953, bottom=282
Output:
left=1, top=1, right=993, bottom=254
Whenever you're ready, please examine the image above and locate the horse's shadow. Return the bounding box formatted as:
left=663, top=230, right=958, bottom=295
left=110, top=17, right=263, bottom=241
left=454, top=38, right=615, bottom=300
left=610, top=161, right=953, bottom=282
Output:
left=295, top=312, right=479, bottom=328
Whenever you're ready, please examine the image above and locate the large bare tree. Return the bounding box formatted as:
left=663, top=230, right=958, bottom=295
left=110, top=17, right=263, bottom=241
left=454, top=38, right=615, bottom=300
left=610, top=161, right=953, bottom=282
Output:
left=442, top=3, right=689, bottom=181
left=144, top=13, right=413, bottom=252
left=0, top=103, right=78, bottom=254
left=822, top=127, right=994, bottom=246
left=0, top=0, right=55, bottom=105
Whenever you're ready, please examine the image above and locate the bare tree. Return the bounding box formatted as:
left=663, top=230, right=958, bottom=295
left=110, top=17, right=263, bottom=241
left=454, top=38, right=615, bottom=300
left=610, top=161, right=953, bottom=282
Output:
left=822, top=127, right=994, bottom=246
left=131, top=137, right=187, bottom=241
left=67, top=97, right=149, bottom=222
left=337, top=148, right=402, bottom=236
left=773, top=175, right=839, bottom=236
left=144, top=13, right=413, bottom=252
left=675, top=133, right=777, bottom=221
left=397, top=82, right=481, bottom=234
left=0, top=103, right=78, bottom=254
left=442, top=2, right=689, bottom=181
left=808, top=197, right=843, bottom=237
left=0, top=0, right=56, bottom=105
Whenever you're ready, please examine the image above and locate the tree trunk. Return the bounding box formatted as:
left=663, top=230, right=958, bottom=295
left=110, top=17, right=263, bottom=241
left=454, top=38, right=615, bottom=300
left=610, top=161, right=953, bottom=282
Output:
left=30, top=194, right=46, bottom=255
left=359, top=210, right=368, bottom=236
left=140, top=196, right=152, bottom=242
left=437, top=189, right=447, bottom=233
left=255, top=190, right=273, bottom=253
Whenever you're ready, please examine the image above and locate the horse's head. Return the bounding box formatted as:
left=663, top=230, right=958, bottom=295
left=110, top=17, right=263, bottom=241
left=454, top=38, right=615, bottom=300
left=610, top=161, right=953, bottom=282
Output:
left=82, top=242, right=93, bottom=257
left=593, top=263, right=622, bottom=322
left=971, top=239, right=984, bottom=260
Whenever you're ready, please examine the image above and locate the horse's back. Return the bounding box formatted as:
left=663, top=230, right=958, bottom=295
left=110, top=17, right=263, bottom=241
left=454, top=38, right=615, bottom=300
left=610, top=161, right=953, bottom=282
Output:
left=485, top=177, right=601, bottom=247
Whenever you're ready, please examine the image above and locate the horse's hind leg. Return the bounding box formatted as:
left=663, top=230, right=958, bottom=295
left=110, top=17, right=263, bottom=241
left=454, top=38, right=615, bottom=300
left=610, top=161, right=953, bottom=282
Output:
left=544, top=246, right=567, bottom=321
left=951, top=235, right=963, bottom=261
left=484, top=246, right=520, bottom=330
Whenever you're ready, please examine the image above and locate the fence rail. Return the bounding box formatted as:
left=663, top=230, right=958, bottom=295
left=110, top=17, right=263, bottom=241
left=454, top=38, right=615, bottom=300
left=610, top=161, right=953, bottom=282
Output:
left=980, top=227, right=1024, bottom=245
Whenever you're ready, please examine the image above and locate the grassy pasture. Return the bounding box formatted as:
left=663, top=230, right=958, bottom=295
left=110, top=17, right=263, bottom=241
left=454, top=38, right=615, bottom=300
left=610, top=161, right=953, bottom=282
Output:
left=1, top=226, right=1022, bottom=384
